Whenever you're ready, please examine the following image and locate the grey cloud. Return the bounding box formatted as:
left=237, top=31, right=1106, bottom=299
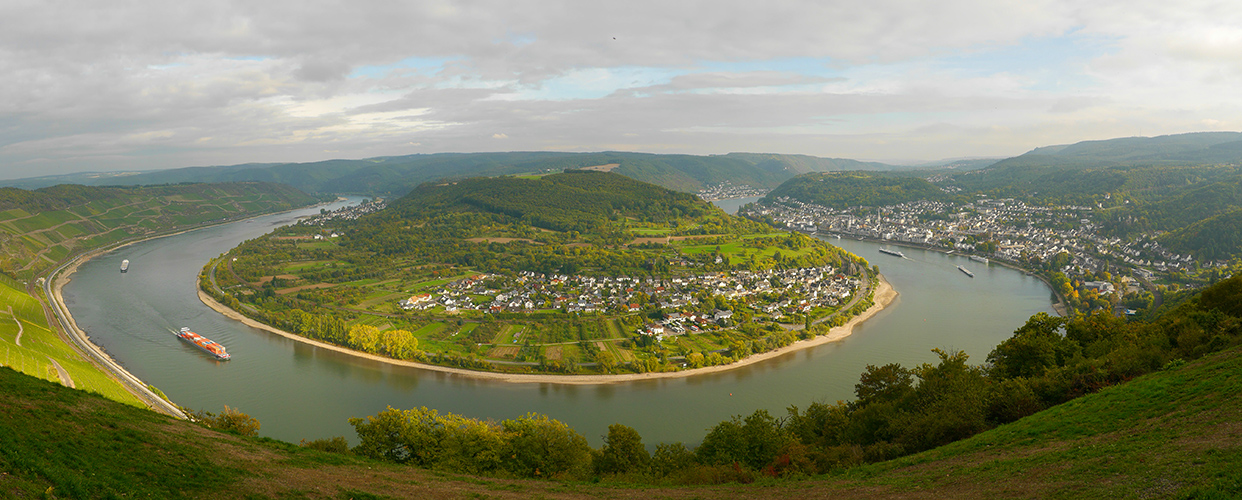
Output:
left=3, top=0, right=1242, bottom=179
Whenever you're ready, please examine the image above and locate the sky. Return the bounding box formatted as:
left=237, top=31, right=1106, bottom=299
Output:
left=3, top=0, right=1242, bottom=179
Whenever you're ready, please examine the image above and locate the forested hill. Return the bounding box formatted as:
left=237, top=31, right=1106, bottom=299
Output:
left=947, top=132, right=1242, bottom=203
left=2, top=151, right=907, bottom=197
left=992, top=131, right=1242, bottom=170
left=762, top=171, right=950, bottom=209
left=380, top=170, right=762, bottom=234
left=0, top=182, right=322, bottom=279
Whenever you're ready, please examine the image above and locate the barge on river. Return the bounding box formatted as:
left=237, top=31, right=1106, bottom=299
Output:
left=175, top=327, right=231, bottom=360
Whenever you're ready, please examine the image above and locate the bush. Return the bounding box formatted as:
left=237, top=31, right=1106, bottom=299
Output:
left=190, top=406, right=261, bottom=437
left=501, top=413, right=593, bottom=479
left=300, top=436, right=351, bottom=454
left=595, top=424, right=651, bottom=475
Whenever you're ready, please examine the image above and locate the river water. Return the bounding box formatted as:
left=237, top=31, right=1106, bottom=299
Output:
left=62, top=200, right=1054, bottom=446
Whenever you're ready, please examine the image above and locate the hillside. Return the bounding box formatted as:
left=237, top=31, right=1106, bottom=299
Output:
left=1159, top=208, right=1242, bottom=261
left=945, top=133, right=1242, bottom=205
left=1, top=151, right=909, bottom=197
left=0, top=182, right=323, bottom=279
left=387, top=170, right=719, bottom=233
left=2, top=328, right=1238, bottom=498
left=763, top=171, right=950, bottom=209
left=997, top=131, right=1242, bottom=169
left=0, top=274, right=140, bottom=407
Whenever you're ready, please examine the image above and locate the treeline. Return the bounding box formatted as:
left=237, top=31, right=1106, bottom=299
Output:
left=764, top=171, right=951, bottom=209
left=340, top=274, right=1242, bottom=484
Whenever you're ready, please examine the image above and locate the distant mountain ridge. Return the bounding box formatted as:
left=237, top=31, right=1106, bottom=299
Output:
left=1, top=152, right=913, bottom=197
left=991, top=131, right=1242, bottom=170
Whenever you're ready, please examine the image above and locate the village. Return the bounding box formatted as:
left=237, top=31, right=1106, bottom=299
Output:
left=695, top=181, right=771, bottom=201
left=398, top=265, right=861, bottom=341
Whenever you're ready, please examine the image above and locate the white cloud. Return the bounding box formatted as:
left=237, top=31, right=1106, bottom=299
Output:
left=2, top=0, right=1242, bottom=178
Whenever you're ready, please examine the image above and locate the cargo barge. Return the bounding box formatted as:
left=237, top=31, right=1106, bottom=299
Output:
left=878, top=248, right=906, bottom=258
left=957, top=265, right=975, bottom=278
left=175, top=327, right=231, bottom=360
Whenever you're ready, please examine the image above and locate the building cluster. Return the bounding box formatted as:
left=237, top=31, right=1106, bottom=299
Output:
left=298, top=199, right=387, bottom=226
left=696, top=182, right=770, bottom=201
left=748, top=197, right=1202, bottom=281
left=398, top=266, right=859, bottom=330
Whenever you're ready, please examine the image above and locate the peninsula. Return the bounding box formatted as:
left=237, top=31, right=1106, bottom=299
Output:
left=201, top=171, right=887, bottom=378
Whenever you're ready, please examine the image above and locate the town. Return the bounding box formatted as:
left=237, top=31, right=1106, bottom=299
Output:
left=743, top=195, right=1223, bottom=315
left=695, top=181, right=771, bottom=201
left=398, top=265, right=861, bottom=339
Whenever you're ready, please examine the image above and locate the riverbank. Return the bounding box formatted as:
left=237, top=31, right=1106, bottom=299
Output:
left=196, top=274, right=897, bottom=385
left=43, top=201, right=342, bottom=416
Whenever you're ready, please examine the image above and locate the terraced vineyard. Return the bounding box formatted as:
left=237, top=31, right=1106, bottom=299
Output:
left=0, top=182, right=322, bottom=279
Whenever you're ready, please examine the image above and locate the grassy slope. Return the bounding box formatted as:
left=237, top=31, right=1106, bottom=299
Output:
left=3, top=344, right=1240, bottom=498
left=0, top=275, right=141, bottom=407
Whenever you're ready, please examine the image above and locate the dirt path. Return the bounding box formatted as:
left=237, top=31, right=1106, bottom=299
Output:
left=9, top=306, right=22, bottom=346
left=46, top=357, right=75, bottom=388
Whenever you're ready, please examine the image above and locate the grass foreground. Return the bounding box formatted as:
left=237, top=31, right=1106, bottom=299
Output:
left=3, top=344, right=1241, bottom=498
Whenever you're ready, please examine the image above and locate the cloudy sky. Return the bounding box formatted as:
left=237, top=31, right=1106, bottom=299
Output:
left=3, top=1, right=1241, bottom=179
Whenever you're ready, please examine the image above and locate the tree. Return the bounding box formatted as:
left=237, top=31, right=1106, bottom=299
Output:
left=987, top=313, right=1076, bottom=379
left=501, top=413, right=592, bottom=479
left=597, top=351, right=616, bottom=373
left=347, top=324, right=382, bottom=353
left=854, top=363, right=913, bottom=406
left=594, top=424, right=651, bottom=475
left=899, top=349, right=989, bottom=452
left=381, top=328, right=418, bottom=359
left=651, top=442, right=695, bottom=477
left=696, top=409, right=790, bottom=470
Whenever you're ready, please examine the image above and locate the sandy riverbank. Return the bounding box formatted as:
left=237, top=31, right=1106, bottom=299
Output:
left=196, top=274, right=898, bottom=385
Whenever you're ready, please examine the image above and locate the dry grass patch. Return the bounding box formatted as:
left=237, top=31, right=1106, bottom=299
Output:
left=488, top=346, right=519, bottom=358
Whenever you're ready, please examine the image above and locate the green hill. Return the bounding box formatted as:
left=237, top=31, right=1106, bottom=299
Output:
left=763, top=171, right=950, bottom=209
left=1159, top=207, right=1242, bottom=261
left=946, top=133, right=1242, bottom=205
left=0, top=182, right=323, bottom=279
left=998, top=131, right=1242, bottom=169
left=388, top=170, right=720, bottom=234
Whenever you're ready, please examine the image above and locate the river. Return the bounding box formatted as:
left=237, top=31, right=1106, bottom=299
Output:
left=62, top=200, right=1054, bottom=446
